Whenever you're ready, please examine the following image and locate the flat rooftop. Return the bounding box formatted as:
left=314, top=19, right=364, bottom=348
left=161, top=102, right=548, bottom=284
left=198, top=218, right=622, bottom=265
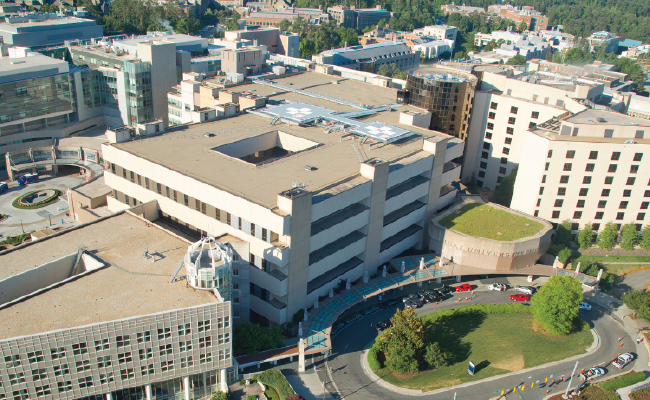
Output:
left=0, top=16, right=94, bottom=30
left=0, top=53, right=68, bottom=77
left=0, top=212, right=218, bottom=340
left=111, top=72, right=451, bottom=208
left=73, top=177, right=112, bottom=198
left=564, top=109, right=650, bottom=127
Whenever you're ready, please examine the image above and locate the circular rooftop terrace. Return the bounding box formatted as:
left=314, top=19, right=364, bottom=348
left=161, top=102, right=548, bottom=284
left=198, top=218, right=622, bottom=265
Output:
left=408, top=65, right=478, bottom=84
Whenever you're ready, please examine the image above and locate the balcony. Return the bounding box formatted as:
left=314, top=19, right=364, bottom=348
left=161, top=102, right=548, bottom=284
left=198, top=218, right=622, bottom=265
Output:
left=249, top=295, right=287, bottom=325
left=309, top=231, right=366, bottom=280
left=382, top=201, right=426, bottom=242
left=378, top=224, right=423, bottom=266
left=310, top=204, right=369, bottom=252
left=445, top=139, right=464, bottom=163
left=307, top=257, right=363, bottom=294
left=384, top=175, right=430, bottom=215
left=437, top=184, right=458, bottom=211
left=249, top=265, right=288, bottom=297
left=441, top=161, right=461, bottom=187
left=380, top=224, right=423, bottom=253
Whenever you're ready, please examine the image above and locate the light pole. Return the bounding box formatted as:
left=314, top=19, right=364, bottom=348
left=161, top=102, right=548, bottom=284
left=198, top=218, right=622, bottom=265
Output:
left=564, top=361, right=579, bottom=398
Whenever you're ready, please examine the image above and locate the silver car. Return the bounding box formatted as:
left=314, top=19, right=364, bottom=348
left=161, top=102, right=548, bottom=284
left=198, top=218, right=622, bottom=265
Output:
left=515, top=285, right=535, bottom=295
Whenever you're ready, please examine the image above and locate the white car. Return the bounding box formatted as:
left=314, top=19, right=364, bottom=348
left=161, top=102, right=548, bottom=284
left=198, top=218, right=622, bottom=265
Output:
left=580, top=367, right=605, bottom=381
left=515, top=285, right=535, bottom=295
left=579, top=302, right=592, bottom=311
left=613, top=353, right=635, bottom=369
left=488, top=283, right=507, bottom=291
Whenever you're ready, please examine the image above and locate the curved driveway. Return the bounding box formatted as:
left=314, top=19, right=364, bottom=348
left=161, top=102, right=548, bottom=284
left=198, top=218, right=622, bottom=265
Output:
left=327, top=290, right=636, bottom=400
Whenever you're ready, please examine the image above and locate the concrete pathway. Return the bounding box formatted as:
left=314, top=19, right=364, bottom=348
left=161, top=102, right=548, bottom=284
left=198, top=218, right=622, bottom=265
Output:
left=285, top=369, right=336, bottom=400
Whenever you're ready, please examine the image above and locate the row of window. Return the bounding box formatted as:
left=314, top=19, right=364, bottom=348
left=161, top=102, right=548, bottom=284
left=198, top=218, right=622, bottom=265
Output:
left=542, top=209, right=647, bottom=222
left=110, top=163, right=277, bottom=243
left=546, top=162, right=646, bottom=173
left=548, top=149, right=643, bottom=162
left=545, top=198, right=649, bottom=211
left=540, top=186, right=650, bottom=197
left=489, top=102, right=540, bottom=119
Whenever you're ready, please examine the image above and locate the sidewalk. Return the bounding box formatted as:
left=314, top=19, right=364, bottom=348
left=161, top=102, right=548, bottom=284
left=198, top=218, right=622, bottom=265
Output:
left=284, top=370, right=336, bottom=400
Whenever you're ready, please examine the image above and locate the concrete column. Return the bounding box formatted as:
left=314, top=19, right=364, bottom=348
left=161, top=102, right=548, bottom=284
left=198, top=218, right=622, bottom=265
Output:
left=220, top=368, right=228, bottom=393
left=202, top=372, right=207, bottom=395
left=106, top=393, right=113, bottom=400
left=360, top=160, right=390, bottom=275
left=418, top=281, right=422, bottom=287
left=382, top=265, right=387, bottom=277
left=363, top=271, right=369, bottom=283
left=183, top=375, right=190, bottom=400
left=456, top=275, right=461, bottom=282
left=346, top=277, right=351, bottom=290
left=298, top=338, right=306, bottom=372
left=145, top=384, right=152, bottom=400
left=421, top=137, right=451, bottom=247
left=437, top=277, right=441, bottom=284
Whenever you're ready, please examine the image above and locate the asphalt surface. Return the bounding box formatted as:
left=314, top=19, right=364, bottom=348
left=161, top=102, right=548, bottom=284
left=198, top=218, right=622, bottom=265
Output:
left=611, top=269, right=650, bottom=297
left=325, top=286, right=636, bottom=400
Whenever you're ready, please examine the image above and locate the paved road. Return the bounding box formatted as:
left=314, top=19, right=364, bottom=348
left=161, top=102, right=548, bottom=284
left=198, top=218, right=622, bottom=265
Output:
left=611, top=269, right=650, bottom=297
left=326, top=288, right=636, bottom=400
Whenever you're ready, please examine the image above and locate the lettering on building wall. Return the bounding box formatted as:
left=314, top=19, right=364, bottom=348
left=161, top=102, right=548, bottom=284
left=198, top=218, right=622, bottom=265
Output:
left=442, top=239, right=547, bottom=258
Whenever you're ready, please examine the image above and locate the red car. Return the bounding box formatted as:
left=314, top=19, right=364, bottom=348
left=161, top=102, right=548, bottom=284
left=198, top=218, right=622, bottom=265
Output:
left=455, top=283, right=472, bottom=292
left=510, top=294, right=530, bottom=302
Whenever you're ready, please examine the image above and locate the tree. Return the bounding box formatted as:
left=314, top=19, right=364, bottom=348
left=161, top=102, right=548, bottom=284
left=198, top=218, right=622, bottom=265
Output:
left=578, top=223, right=594, bottom=249
left=545, top=51, right=554, bottom=61
left=620, top=222, right=638, bottom=250
left=377, top=18, right=387, bottom=29
left=210, top=392, right=230, bottom=400
left=506, top=54, right=527, bottom=65
left=175, top=16, right=201, bottom=34
left=233, top=322, right=284, bottom=356
left=223, top=18, right=240, bottom=31
left=554, top=220, right=572, bottom=246
left=622, top=290, right=650, bottom=322
left=424, top=342, right=449, bottom=369
left=597, top=222, right=619, bottom=250
left=640, top=224, right=650, bottom=250
left=292, top=309, right=305, bottom=325
left=531, top=275, right=583, bottom=335
left=558, top=247, right=572, bottom=264
left=490, top=166, right=517, bottom=207
left=385, top=307, right=425, bottom=353
left=385, top=346, right=419, bottom=374
left=278, top=19, right=292, bottom=32
left=518, top=21, right=527, bottom=32
left=338, top=27, right=359, bottom=47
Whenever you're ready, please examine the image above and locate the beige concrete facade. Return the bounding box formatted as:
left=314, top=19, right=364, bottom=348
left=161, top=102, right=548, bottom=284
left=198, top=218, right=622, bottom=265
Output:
left=429, top=196, right=553, bottom=270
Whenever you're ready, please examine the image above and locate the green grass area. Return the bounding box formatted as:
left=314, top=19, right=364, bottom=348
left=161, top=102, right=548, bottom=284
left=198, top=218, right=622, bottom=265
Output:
left=376, top=313, right=593, bottom=392
left=549, top=385, right=619, bottom=400
left=632, top=386, right=650, bottom=400
left=0, top=232, right=33, bottom=246
left=577, top=255, right=650, bottom=263
left=438, top=204, right=544, bottom=241
left=264, top=388, right=280, bottom=400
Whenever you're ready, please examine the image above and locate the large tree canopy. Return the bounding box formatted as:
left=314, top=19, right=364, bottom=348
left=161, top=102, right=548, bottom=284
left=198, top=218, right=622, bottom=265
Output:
left=531, top=276, right=583, bottom=335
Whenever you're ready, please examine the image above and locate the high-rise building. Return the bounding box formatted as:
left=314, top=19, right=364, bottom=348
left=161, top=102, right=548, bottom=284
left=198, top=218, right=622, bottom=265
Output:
left=397, top=65, right=477, bottom=140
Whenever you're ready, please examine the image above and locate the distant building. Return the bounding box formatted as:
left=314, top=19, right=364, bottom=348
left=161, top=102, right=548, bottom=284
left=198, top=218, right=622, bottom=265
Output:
left=221, top=47, right=265, bottom=75
left=225, top=26, right=298, bottom=57
left=474, top=30, right=526, bottom=47
left=488, top=4, right=548, bottom=31
left=313, top=42, right=419, bottom=74
left=440, top=2, right=486, bottom=16
left=327, top=5, right=390, bottom=30
left=412, top=39, right=453, bottom=59
left=0, top=14, right=102, bottom=47
left=586, top=31, right=620, bottom=53
left=412, top=25, right=458, bottom=48
left=244, top=9, right=328, bottom=27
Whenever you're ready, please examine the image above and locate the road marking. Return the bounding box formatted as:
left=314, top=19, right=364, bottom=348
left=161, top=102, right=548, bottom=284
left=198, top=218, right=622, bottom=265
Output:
left=344, top=344, right=349, bottom=351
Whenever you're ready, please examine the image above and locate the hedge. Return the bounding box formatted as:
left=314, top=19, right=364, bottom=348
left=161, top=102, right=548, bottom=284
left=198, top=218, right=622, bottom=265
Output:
left=368, top=345, right=383, bottom=369
left=256, top=370, right=295, bottom=400
left=247, top=396, right=257, bottom=400
left=12, top=189, right=62, bottom=209
left=601, top=372, right=647, bottom=391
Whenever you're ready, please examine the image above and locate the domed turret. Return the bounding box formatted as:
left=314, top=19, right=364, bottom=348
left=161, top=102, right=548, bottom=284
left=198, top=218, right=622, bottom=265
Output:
left=184, top=236, right=233, bottom=301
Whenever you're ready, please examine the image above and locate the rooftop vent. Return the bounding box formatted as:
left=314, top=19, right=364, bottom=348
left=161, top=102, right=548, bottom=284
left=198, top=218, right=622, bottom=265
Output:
left=597, top=117, right=606, bottom=123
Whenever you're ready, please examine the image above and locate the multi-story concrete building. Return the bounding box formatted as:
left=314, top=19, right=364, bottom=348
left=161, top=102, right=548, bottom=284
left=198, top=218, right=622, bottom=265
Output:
left=462, top=68, right=608, bottom=190
left=397, top=65, right=477, bottom=140
left=474, top=30, right=527, bottom=47
left=0, top=14, right=102, bottom=47
left=0, top=210, right=234, bottom=400
left=412, top=39, right=453, bottom=60
left=312, top=42, right=419, bottom=74
left=220, top=47, right=264, bottom=75
left=511, top=109, right=650, bottom=234
left=440, top=2, right=486, bottom=15
left=487, top=5, right=548, bottom=31
left=327, top=5, right=390, bottom=30
left=224, top=27, right=299, bottom=58
left=101, top=71, right=465, bottom=327
left=586, top=31, right=620, bottom=54
left=412, top=25, right=458, bottom=48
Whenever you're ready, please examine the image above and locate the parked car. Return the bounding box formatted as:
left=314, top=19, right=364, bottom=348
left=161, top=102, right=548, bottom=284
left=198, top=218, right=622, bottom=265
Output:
left=488, top=283, right=507, bottom=291
left=514, top=285, right=535, bottom=295
left=510, top=294, right=530, bottom=302
left=331, top=323, right=345, bottom=336
left=440, top=286, right=453, bottom=294
left=376, top=319, right=391, bottom=331
left=455, top=283, right=472, bottom=292
left=343, top=316, right=355, bottom=325
left=0, top=182, right=7, bottom=194
left=349, top=313, right=362, bottom=322
left=385, top=299, right=400, bottom=308
left=580, top=367, right=605, bottom=381
left=363, top=306, right=380, bottom=315
left=613, top=353, right=635, bottom=369
left=426, top=294, right=442, bottom=303
left=578, top=302, right=592, bottom=311
left=403, top=293, right=420, bottom=303
left=405, top=299, right=422, bottom=309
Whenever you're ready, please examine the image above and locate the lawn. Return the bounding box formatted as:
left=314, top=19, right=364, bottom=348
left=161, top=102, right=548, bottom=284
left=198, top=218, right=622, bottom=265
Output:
left=577, top=255, right=650, bottom=264
left=549, top=385, right=619, bottom=400
left=438, top=204, right=544, bottom=241
left=376, top=313, right=593, bottom=392
left=632, top=386, right=650, bottom=400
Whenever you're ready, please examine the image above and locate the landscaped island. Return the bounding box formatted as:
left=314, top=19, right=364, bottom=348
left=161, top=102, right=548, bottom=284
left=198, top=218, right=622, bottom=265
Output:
left=369, top=301, right=593, bottom=391
left=439, top=203, right=545, bottom=241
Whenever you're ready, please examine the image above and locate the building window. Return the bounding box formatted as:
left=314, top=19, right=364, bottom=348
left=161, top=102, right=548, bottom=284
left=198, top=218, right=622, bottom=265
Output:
left=605, top=177, right=614, bottom=185
left=508, top=117, right=516, bottom=124
left=120, top=368, right=135, bottom=380
left=560, top=175, right=569, bottom=184
left=586, top=164, right=595, bottom=172
left=532, top=111, right=539, bottom=119
left=180, top=357, right=194, bottom=368
left=557, top=187, right=566, bottom=196
left=481, top=151, right=488, bottom=159
left=537, top=198, right=542, bottom=207
left=173, top=190, right=177, bottom=202
left=158, top=328, right=171, bottom=340
left=602, top=189, right=610, bottom=197
left=534, top=210, right=539, bottom=217
left=50, top=347, right=66, bottom=360
left=99, top=372, right=114, bottom=384
left=620, top=201, right=629, bottom=209
left=159, top=344, right=172, bottom=356
left=53, top=364, right=69, bottom=376
left=488, top=112, right=495, bottom=119
left=598, top=200, right=607, bottom=208
left=184, top=195, right=189, bottom=207
left=595, top=212, right=604, bottom=220
left=118, top=352, right=132, bottom=364
left=487, top=122, right=494, bottom=130
left=226, top=213, right=231, bottom=225
left=199, top=337, right=212, bottom=349
left=589, top=151, right=598, bottom=159
left=137, top=175, right=141, bottom=185
left=490, top=102, right=498, bottom=110
left=617, top=212, right=625, bottom=220
left=499, top=167, right=506, bottom=175
left=563, top=163, right=572, bottom=171
left=605, top=129, right=614, bottom=138
left=638, top=213, right=646, bottom=221
left=78, top=377, right=93, bottom=389
left=573, top=211, right=583, bottom=219
left=32, top=369, right=47, bottom=381
left=238, top=217, right=242, bottom=230
left=71, top=344, right=87, bottom=355
left=642, top=202, right=649, bottom=209
left=262, top=228, right=268, bottom=241
left=485, top=131, right=492, bottom=139
left=612, top=152, right=621, bottom=160
left=577, top=200, right=585, bottom=208
left=583, top=176, right=592, bottom=184
left=502, top=158, right=509, bottom=165
left=634, top=153, right=643, bottom=162
left=608, top=164, right=617, bottom=173
left=198, top=320, right=211, bottom=332
left=116, top=336, right=130, bottom=347
left=178, top=324, right=190, bottom=336
left=506, top=127, right=514, bottom=135
left=552, top=211, right=560, bottom=219
left=503, top=147, right=510, bottom=155
left=646, top=190, right=650, bottom=197
left=627, top=177, right=636, bottom=185
left=130, top=171, right=135, bottom=183
left=76, top=360, right=90, bottom=372
left=510, top=106, right=518, bottom=114
left=579, top=188, right=588, bottom=196
left=554, top=199, right=564, bottom=207
left=547, top=150, right=553, bottom=158
left=529, top=122, right=537, bottom=129
left=157, top=183, right=162, bottom=194
left=624, top=190, right=632, bottom=197
left=566, top=150, right=575, bottom=159
left=542, top=175, right=546, bottom=183
left=539, top=187, right=544, bottom=195
left=179, top=341, right=192, bottom=352
left=631, top=165, right=639, bottom=174
left=505, top=137, right=512, bottom=145
left=139, top=348, right=152, bottom=360
left=137, top=331, right=151, bottom=343
left=478, top=171, right=485, bottom=178
left=483, top=142, right=490, bottom=150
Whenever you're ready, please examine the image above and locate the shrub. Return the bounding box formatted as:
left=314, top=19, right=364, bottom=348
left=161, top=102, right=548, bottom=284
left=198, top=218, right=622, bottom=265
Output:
left=247, top=396, right=257, bottom=400
left=367, top=345, right=384, bottom=369
left=558, top=247, right=572, bottom=264
left=292, top=309, right=304, bottom=325
left=256, top=370, right=295, bottom=400
left=12, top=189, right=62, bottom=209
left=210, top=392, right=230, bottom=400
left=385, top=345, right=419, bottom=374
left=424, top=342, right=449, bottom=369
left=285, top=396, right=306, bottom=400
left=547, top=243, right=566, bottom=256
left=600, top=372, right=647, bottom=391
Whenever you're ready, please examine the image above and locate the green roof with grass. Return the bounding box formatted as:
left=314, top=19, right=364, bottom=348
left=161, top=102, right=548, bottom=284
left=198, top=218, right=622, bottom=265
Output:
left=438, top=203, right=545, bottom=241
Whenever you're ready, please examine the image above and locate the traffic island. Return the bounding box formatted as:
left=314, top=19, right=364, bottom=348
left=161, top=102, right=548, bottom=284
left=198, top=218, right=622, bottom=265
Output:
left=368, top=304, right=593, bottom=392
left=12, top=189, right=62, bottom=209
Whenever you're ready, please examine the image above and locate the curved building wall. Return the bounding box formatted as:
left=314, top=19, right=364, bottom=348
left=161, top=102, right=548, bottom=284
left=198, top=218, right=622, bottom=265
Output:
left=401, top=66, right=477, bottom=140
left=428, top=199, right=553, bottom=271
